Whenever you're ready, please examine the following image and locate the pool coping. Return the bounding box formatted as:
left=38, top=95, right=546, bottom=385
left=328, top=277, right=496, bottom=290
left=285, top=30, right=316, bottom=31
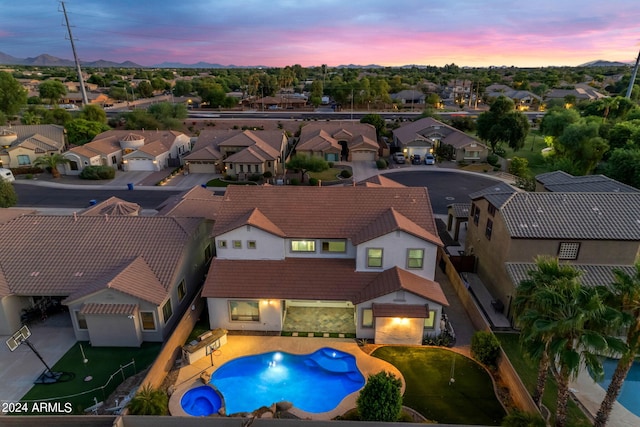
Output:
left=169, top=336, right=403, bottom=420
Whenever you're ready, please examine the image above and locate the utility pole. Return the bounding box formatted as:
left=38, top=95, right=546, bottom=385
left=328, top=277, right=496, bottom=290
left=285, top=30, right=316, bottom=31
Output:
left=626, top=48, right=640, bottom=99
left=60, top=1, right=88, bottom=106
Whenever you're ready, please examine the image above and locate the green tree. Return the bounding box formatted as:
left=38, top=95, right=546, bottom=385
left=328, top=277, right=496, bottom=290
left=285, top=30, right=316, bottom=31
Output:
left=501, top=409, right=546, bottom=427
left=356, top=371, right=402, bottom=422
left=38, top=80, right=67, bottom=105
left=65, top=119, right=110, bottom=145
left=360, top=113, right=385, bottom=136
left=80, top=104, right=107, bottom=124
left=508, top=157, right=529, bottom=178
left=426, top=93, right=441, bottom=108
left=476, top=96, right=530, bottom=153
left=121, top=110, right=162, bottom=131
left=604, top=148, right=640, bottom=188
left=540, top=108, right=580, bottom=142
left=0, top=71, right=28, bottom=115
left=470, top=331, right=501, bottom=368
left=554, top=121, right=608, bottom=175
left=310, top=80, right=323, bottom=107
left=127, top=384, right=168, bottom=416
left=33, top=153, right=70, bottom=178
left=286, top=154, right=329, bottom=183
left=148, top=102, right=188, bottom=124
left=136, top=81, right=154, bottom=98
left=172, top=80, right=193, bottom=97
left=594, top=264, right=640, bottom=427
left=0, top=180, right=17, bottom=208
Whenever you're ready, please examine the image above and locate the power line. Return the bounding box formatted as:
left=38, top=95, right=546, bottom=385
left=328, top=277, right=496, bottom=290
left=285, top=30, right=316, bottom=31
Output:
left=60, top=1, right=88, bottom=105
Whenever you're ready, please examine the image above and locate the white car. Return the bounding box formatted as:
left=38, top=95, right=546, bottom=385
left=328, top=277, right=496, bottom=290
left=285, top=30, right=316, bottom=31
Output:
left=425, top=154, right=436, bottom=165
left=392, top=153, right=406, bottom=164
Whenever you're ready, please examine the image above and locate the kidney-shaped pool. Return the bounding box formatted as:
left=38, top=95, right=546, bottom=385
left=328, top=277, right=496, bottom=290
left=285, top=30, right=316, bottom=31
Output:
left=208, top=347, right=365, bottom=414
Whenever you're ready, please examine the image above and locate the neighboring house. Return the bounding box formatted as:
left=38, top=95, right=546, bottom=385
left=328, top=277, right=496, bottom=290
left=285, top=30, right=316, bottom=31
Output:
left=63, top=92, right=115, bottom=107
left=0, top=213, right=212, bottom=346
left=156, top=185, right=224, bottom=220
left=63, top=130, right=191, bottom=175
left=184, top=129, right=288, bottom=179
left=202, top=185, right=449, bottom=345
left=485, top=89, right=542, bottom=110
left=243, top=95, right=308, bottom=110
left=392, top=117, right=488, bottom=162
left=390, top=90, right=426, bottom=106
left=296, top=122, right=379, bottom=162
left=545, top=85, right=608, bottom=102
left=465, top=183, right=640, bottom=318
left=0, top=125, right=66, bottom=169
left=535, top=170, right=639, bottom=193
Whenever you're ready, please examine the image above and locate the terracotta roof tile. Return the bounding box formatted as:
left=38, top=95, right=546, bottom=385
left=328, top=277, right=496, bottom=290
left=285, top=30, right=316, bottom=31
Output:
left=222, top=208, right=285, bottom=237
left=80, top=303, right=138, bottom=316
left=81, top=196, right=140, bottom=216
left=372, top=303, right=429, bottom=318
left=355, top=267, right=448, bottom=306
left=351, top=207, right=442, bottom=246
left=156, top=186, right=223, bottom=220
left=357, top=175, right=406, bottom=188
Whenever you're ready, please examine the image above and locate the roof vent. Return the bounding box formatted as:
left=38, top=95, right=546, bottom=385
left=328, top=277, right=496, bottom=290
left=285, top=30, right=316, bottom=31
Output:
left=74, top=272, right=84, bottom=277
left=30, top=271, right=40, bottom=277
left=519, top=223, right=528, bottom=228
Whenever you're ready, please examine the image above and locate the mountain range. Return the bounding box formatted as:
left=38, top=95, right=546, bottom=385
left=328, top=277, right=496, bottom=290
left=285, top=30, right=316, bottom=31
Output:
left=0, top=51, right=633, bottom=69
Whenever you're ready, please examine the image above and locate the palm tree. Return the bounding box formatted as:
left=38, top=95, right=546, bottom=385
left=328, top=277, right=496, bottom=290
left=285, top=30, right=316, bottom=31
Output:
left=594, top=263, right=640, bottom=427
left=126, top=384, right=168, bottom=415
left=33, top=153, right=70, bottom=179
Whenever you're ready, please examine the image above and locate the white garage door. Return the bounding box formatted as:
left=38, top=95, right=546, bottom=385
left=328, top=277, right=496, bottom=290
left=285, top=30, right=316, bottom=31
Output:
left=407, top=148, right=430, bottom=158
left=351, top=150, right=376, bottom=161
left=127, top=159, right=156, bottom=171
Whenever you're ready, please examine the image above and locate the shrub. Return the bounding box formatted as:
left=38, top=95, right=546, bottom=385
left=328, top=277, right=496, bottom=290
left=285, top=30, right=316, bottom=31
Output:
left=289, top=178, right=300, bottom=185
left=501, top=409, right=546, bottom=427
left=356, top=371, right=402, bottom=422
left=127, top=384, right=168, bottom=416
left=10, top=166, right=43, bottom=175
left=263, top=171, right=273, bottom=179
left=308, top=177, right=319, bottom=186
left=339, top=169, right=352, bottom=179
left=471, top=331, right=501, bottom=368
left=486, top=153, right=500, bottom=166
left=328, top=161, right=335, bottom=168
left=79, top=165, right=115, bottom=180
left=376, top=158, right=388, bottom=169
left=0, top=180, right=17, bottom=208
left=248, top=174, right=262, bottom=182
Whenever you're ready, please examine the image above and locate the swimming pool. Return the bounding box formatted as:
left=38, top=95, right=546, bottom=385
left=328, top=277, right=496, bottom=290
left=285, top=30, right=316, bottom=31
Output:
left=594, top=358, right=640, bottom=417
left=180, top=385, right=223, bottom=416
left=210, top=347, right=365, bottom=415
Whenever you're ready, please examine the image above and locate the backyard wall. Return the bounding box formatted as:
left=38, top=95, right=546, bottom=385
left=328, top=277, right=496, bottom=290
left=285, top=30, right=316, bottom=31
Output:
left=437, top=247, right=539, bottom=415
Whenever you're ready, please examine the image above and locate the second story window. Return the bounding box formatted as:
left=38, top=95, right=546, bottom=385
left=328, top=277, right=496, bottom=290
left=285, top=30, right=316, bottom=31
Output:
left=367, top=248, right=383, bottom=268
left=473, top=204, right=480, bottom=225
left=487, top=203, right=496, bottom=216
left=291, top=240, right=315, bottom=252
left=485, top=218, right=493, bottom=240
left=407, top=249, right=424, bottom=269
left=321, top=240, right=346, bottom=253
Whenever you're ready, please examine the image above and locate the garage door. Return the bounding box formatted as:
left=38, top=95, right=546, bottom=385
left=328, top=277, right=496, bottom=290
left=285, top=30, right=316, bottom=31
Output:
left=127, top=159, right=156, bottom=171
left=407, top=148, right=430, bottom=158
left=350, top=151, right=376, bottom=161
left=188, top=162, right=217, bottom=174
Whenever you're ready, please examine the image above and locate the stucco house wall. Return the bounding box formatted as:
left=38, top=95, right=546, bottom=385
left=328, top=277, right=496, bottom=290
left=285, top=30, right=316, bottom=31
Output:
left=207, top=298, right=283, bottom=333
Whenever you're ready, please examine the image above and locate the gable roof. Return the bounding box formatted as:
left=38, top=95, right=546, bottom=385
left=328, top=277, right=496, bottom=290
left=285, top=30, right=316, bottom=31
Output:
left=297, top=122, right=377, bottom=152
left=357, top=175, right=406, bottom=188
left=0, top=124, right=65, bottom=149
left=0, top=215, right=202, bottom=297
left=66, top=129, right=185, bottom=158
left=156, top=185, right=223, bottom=220
left=393, top=117, right=486, bottom=149
left=351, top=207, right=442, bottom=246
left=213, top=186, right=441, bottom=246
left=202, top=258, right=448, bottom=306
left=535, top=171, right=639, bottom=193
left=506, top=262, right=638, bottom=288
left=493, top=192, right=640, bottom=240
left=193, top=129, right=284, bottom=157
left=469, top=182, right=519, bottom=208
left=80, top=196, right=141, bottom=216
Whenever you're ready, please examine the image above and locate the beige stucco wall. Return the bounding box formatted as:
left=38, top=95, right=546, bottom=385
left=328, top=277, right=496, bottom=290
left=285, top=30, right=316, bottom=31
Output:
left=85, top=312, right=142, bottom=347
left=374, top=317, right=423, bottom=345
left=0, top=295, right=32, bottom=335
left=207, top=298, right=284, bottom=332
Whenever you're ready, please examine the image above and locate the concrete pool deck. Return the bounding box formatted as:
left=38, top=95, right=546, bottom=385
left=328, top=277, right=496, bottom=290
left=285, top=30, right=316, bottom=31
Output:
left=169, top=335, right=402, bottom=420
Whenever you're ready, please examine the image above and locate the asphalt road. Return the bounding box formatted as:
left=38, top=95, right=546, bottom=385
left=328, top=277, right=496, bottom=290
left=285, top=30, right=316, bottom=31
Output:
left=381, top=170, right=503, bottom=214
left=15, top=186, right=183, bottom=210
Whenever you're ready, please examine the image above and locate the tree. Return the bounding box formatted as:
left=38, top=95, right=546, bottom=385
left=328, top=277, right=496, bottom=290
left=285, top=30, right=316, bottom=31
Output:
left=476, top=96, right=530, bottom=153
left=0, top=180, right=17, bottom=208
left=356, top=371, right=402, bottom=422
left=127, top=384, right=168, bottom=415
left=172, top=80, right=193, bottom=97
left=360, top=113, right=385, bottom=136
left=0, top=71, right=28, bottom=115
left=38, top=80, right=67, bottom=105
left=286, top=154, right=329, bottom=183
left=136, top=81, right=154, bottom=98
left=310, top=80, right=323, bottom=107
left=594, top=263, right=640, bottom=427
left=554, top=121, right=608, bottom=175
left=33, top=153, right=70, bottom=179
left=604, top=148, right=640, bottom=188
left=80, top=104, right=107, bottom=124
left=65, top=119, right=110, bottom=146
left=540, top=108, right=580, bottom=141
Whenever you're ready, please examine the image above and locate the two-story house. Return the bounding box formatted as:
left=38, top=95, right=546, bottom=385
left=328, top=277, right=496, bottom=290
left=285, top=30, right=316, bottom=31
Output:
left=184, top=129, right=287, bottom=179
left=0, top=210, right=212, bottom=347
left=466, top=183, right=640, bottom=318
left=202, top=185, right=449, bottom=345
left=63, top=130, right=191, bottom=175
left=393, top=117, right=488, bottom=163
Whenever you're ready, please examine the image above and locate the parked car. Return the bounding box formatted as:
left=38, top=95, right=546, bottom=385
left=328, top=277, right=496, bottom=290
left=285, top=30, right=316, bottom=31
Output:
left=411, top=154, right=421, bottom=165
left=392, top=153, right=406, bottom=164
left=425, top=154, right=436, bottom=165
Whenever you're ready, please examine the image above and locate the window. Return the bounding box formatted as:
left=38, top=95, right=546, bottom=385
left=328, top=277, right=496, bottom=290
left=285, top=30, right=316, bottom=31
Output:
left=487, top=203, right=496, bottom=216
left=140, top=312, right=156, bottom=330
left=177, top=279, right=187, bottom=302
left=485, top=218, right=493, bottom=240
left=162, top=299, right=173, bottom=323
left=473, top=204, right=480, bottom=225
left=69, top=161, right=79, bottom=171
left=407, top=249, right=424, bottom=269
left=558, top=242, right=580, bottom=260
left=218, top=240, right=227, bottom=249
left=423, top=310, right=436, bottom=329
left=367, top=248, right=383, bottom=268
left=229, top=300, right=259, bottom=321
left=247, top=240, right=257, bottom=249
left=321, top=240, right=346, bottom=253
left=232, top=240, right=242, bottom=249
left=361, top=308, right=373, bottom=328
left=239, top=165, right=244, bottom=172
left=291, top=240, right=315, bottom=252
left=254, top=165, right=259, bottom=173
left=18, top=155, right=31, bottom=166
left=75, top=310, right=87, bottom=330
left=111, top=155, right=117, bottom=165
left=204, top=244, right=212, bottom=262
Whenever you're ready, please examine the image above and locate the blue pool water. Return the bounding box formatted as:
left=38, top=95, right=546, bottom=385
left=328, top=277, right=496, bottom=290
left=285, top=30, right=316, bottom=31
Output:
left=594, top=358, right=640, bottom=416
left=180, top=385, right=222, bottom=416
left=210, top=347, right=365, bottom=414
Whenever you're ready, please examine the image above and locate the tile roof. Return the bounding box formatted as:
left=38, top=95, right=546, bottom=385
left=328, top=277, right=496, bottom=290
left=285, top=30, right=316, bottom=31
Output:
left=202, top=258, right=447, bottom=306
left=80, top=303, right=138, bottom=316
left=183, top=145, right=221, bottom=161
left=393, top=117, right=487, bottom=150
left=469, top=183, right=519, bottom=208
left=297, top=122, right=377, bottom=152
left=372, top=303, right=429, bottom=318
left=357, top=175, right=406, bottom=188
left=0, top=208, right=34, bottom=225
left=351, top=207, right=442, bottom=246
left=535, top=171, right=639, bottom=193
left=506, top=262, right=638, bottom=288
left=497, top=192, right=640, bottom=239
left=448, top=203, right=471, bottom=219
left=0, top=215, right=202, bottom=297
left=68, top=129, right=185, bottom=158
left=213, top=186, right=441, bottom=246
left=80, top=196, right=141, bottom=216
left=156, top=185, right=223, bottom=220
left=0, top=124, right=66, bottom=147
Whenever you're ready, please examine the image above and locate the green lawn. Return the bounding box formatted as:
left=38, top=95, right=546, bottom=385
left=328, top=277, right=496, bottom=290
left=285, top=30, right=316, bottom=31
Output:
left=501, top=130, right=553, bottom=175
left=308, top=167, right=349, bottom=182
left=19, top=341, right=161, bottom=415
left=205, top=178, right=258, bottom=187
left=372, top=346, right=506, bottom=425
left=496, top=333, right=592, bottom=427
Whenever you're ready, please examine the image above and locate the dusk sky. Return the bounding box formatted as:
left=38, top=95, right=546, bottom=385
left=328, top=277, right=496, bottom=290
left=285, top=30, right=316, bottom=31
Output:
left=1, top=0, right=638, bottom=67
